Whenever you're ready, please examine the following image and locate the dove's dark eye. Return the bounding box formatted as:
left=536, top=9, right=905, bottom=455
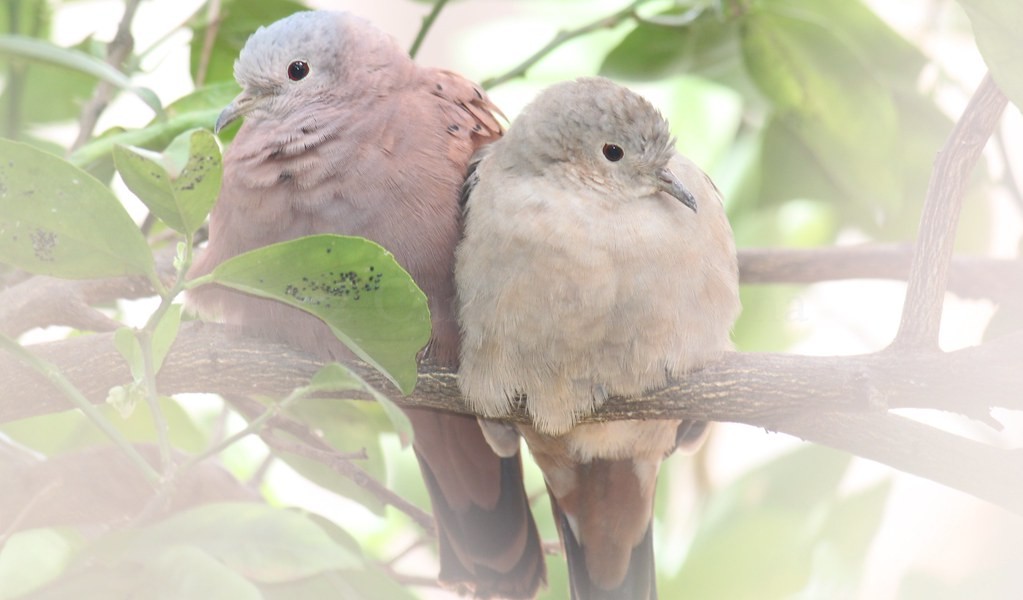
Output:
left=602, top=144, right=624, bottom=162
left=288, top=61, right=310, bottom=81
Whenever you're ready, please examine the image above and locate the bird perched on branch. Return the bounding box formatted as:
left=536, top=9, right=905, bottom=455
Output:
left=456, top=77, right=741, bottom=599
left=187, top=10, right=545, bottom=598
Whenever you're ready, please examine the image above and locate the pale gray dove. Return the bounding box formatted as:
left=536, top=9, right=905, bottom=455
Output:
left=187, top=10, right=545, bottom=598
left=456, top=77, right=741, bottom=599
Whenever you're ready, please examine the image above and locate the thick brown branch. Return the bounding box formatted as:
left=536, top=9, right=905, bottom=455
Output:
left=2, top=323, right=1020, bottom=513
left=895, top=73, right=1009, bottom=348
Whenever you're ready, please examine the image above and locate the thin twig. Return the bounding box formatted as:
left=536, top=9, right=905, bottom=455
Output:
left=409, top=0, right=451, bottom=60
left=0, top=479, right=59, bottom=549
left=482, top=0, right=653, bottom=89
left=893, top=73, right=1008, bottom=349
left=224, top=395, right=436, bottom=534
left=70, top=0, right=143, bottom=151
left=194, top=0, right=222, bottom=88
left=262, top=431, right=437, bottom=536
left=139, top=330, right=172, bottom=471
left=0, top=333, right=160, bottom=484
left=247, top=452, right=275, bottom=489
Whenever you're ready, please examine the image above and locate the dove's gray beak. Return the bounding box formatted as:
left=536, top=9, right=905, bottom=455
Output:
left=215, top=91, right=258, bottom=134
left=656, top=167, right=697, bottom=213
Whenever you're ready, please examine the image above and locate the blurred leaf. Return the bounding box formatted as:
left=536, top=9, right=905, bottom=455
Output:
left=0, top=140, right=156, bottom=279
left=3, top=397, right=206, bottom=455
left=715, top=445, right=851, bottom=519
left=958, top=0, right=1023, bottom=110
left=663, top=76, right=745, bottom=168
left=26, top=546, right=262, bottom=600
left=202, top=235, right=430, bottom=394
left=260, top=566, right=416, bottom=600
left=189, top=0, right=308, bottom=85
left=114, top=129, right=222, bottom=235
left=666, top=446, right=870, bottom=599
left=141, top=545, right=264, bottom=600
left=277, top=397, right=390, bottom=515
left=308, top=363, right=413, bottom=445
left=742, top=4, right=901, bottom=208
left=601, top=9, right=744, bottom=86
left=261, top=514, right=408, bottom=600
left=23, top=564, right=144, bottom=600
left=0, top=529, right=72, bottom=599
left=70, top=81, right=240, bottom=169
left=818, top=480, right=892, bottom=566
left=0, top=35, right=162, bottom=114
left=0, top=0, right=50, bottom=37
left=97, top=503, right=361, bottom=583
left=671, top=511, right=812, bottom=599
left=113, top=326, right=144, bottom=382
left=0, top=38, right=95, bottom=133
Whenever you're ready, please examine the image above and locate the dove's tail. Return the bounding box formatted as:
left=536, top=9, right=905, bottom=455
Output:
left=549, top=457, right=660, bottom=600
left=410, top=410, right=546, bottom=599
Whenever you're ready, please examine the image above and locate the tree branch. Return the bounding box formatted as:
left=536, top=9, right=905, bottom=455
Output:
left=409, top=0, right=452, bottom=59
left=2, top=322, right=1020, bottom=514
left=4, top=246, right=1019, bottom=339
left=70, top=0, right=143, bottom=151
left=894, top=72, right=1009, bottom=349
left=481, top=0, right=653, bottom=89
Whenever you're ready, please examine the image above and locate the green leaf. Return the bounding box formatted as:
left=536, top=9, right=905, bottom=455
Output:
left=0, top=529, right=73, bottom=599
left=739, top=2, right=917, bottom=225
left=600, top=9, right=745, bottom=86
left=144, top=545, right=263, bottom=600
left=2, top=396, right=207, bottom=456
left=0, top=34, right=162, bottom=115
left=817, top=480, right=892, bottom=565
left=23, top=546, right=262, bottom=600
left=674, top=512, right=814, bottom=599
left=102, top=503, right=362, bottom=583
left=113, top=327, right=144, bottom=382
left=958, top=0, right=1023, bottom=110
left=71, top=82, right=241, bottom=168
left=666, top=446, right=859, bottom=599
left=202, top=235, right=430, bottom=394
left=0, top=140, right=156, bottom=279
left=260, top=566, right=418, bottom=600
left=0, top=37, right=96, bottom=132
left=114, top=130, right=222, bottom=236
